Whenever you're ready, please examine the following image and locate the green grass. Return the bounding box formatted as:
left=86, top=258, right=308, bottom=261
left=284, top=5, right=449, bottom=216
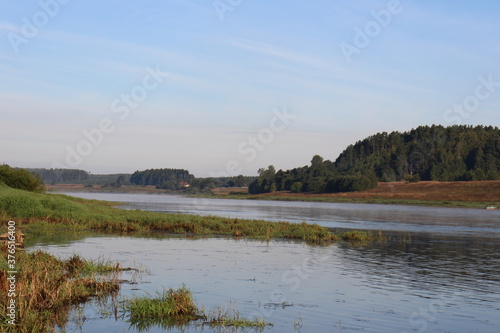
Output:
left=0, top=183, right=346, bottom=244
left=0, top=183, right=382, bottom=331
left=338, top=230, right=384, bottom=243
left=122, top=286, right=271, bottom=331
left=123, top=286, right=203, bottom=330
left=206, top=305, right=270, bottom=329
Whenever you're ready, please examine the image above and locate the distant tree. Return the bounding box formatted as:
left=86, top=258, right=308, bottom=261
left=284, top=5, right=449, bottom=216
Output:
left=233, top=175, right=247, bottom=187
left=290, top=182, right=303, bottom=193
left=130, top=168, right=194, bottom=186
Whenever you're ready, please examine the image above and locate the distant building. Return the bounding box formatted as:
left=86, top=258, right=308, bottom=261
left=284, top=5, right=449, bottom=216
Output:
left=179, top=181, right=190, bottom=188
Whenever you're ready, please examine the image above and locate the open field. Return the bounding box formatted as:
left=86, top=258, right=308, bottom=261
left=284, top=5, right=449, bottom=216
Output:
left=207, top=181, right=500, bottom=209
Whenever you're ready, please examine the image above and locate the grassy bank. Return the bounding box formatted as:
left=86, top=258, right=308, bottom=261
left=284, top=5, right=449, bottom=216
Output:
left=0, top=184, right=381, bottom=244
left=0, top=250, right=121, bottom=332
left=0, top=183, right=379, bottom=331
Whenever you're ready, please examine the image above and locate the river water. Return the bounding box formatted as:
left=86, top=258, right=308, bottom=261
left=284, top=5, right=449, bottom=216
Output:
left=27, top=192, right=500, bottom=332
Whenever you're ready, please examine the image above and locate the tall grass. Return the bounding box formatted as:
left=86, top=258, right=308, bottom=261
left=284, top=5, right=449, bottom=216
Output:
left=0, top=250, right=120, bottom=333
left=123, top=286, right=203, bottom=330
left=0, top=184, right=343, bottom=244
left=122, top=286, right=271, bottom=331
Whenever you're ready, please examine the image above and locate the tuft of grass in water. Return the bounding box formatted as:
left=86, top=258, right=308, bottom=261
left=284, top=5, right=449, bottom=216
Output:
left=206, top=304, right=270, bottom=329
left=337, top=230, right=386, bottom=245
left=0, top=250, right=121, bottom=333
left=339, top=230, right=373, bottom=242
left=124, top=286, right=202, bottom=328
left=122, top=287, right=271, bottom=331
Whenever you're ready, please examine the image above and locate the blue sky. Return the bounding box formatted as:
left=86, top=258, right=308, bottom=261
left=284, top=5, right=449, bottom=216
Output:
left=1, top=0, right=499, bottom=176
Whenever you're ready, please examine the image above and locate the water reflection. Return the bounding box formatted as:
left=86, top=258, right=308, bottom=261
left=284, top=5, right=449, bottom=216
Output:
left=60, top=192, right=500, bottom=236
left=29, top=232, right=500, bottom=333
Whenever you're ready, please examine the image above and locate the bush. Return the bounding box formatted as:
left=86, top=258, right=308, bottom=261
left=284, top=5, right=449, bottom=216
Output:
left=0, top=164, right=44, bottom=192
left=404, top=174, right=421, bottom=183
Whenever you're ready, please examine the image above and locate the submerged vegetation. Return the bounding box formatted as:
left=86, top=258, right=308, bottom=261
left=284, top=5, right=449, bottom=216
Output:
left=0, top=250, right=120, bottom=332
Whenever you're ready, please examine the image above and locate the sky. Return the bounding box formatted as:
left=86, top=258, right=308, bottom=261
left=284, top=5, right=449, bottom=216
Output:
left=1, top=0, right=499, bottom=176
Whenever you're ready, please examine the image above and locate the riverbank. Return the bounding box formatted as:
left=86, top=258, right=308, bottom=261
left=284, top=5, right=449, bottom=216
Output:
left=0, top=184, right=379, bottom=331
left=1, top=184, right=378, bottom=244
left=47, top=181, right=500, bottom=209
left=204, top=181, right=500, bottom=209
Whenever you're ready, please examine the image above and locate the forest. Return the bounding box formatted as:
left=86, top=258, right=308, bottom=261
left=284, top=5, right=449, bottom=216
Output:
left=20, top=125, right=500, bottom=194
left=249, top=125, right=500, bottom=194
left=129, top=168, right=194, bottom=189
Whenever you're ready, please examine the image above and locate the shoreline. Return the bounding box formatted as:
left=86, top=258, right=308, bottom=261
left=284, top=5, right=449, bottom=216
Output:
left=194, top=193, right=497, bottom=209
left=47, top=181, right=500, bottom=209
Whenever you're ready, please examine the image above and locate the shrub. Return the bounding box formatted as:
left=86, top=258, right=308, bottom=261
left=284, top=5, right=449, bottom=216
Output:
left=0, top=164, right=44, bottom=192
left=404, top=174, right=421, bottom=183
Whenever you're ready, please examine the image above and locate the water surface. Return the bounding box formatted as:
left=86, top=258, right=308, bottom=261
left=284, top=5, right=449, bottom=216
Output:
left=28, top=192, right=500, bottom=332
left=61, top=192, right=500, bottom=236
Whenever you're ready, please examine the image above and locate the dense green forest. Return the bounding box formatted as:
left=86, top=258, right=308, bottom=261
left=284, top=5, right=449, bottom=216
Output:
left=27, top=168, right=131, bottom=186
left=129, top=168, right=194, bottom=189
left=26, top=167, right=254, bottom=191
left=27, top=168, right=90, bottom=184
left=20, top=125, right=500, bottom=194
left=129, top=169, right=255, bottom=191
left=249, top=125, right=500, bottom=194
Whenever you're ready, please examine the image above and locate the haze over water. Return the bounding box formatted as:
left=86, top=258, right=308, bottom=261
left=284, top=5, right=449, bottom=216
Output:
left=27, top=192, right=500, bottom=332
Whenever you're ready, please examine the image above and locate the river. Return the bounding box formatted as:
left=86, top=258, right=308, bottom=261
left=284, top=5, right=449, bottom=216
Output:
left=27, top=192, right=500, bottom=332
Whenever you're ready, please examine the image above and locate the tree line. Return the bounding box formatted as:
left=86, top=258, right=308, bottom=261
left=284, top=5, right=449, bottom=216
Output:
left=26, top=168, right=90, bottom=184
left=129, top=168, right=194, bottom=190
left=249, top=125, right=500, bottom=194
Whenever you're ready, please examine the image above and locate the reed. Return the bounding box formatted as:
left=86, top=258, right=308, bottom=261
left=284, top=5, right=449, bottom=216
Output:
left=0, top=250, right=121, bottom=333
left=124, top=286, right=203, bottom=330
left=206, top=304, right=270, bottom=329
